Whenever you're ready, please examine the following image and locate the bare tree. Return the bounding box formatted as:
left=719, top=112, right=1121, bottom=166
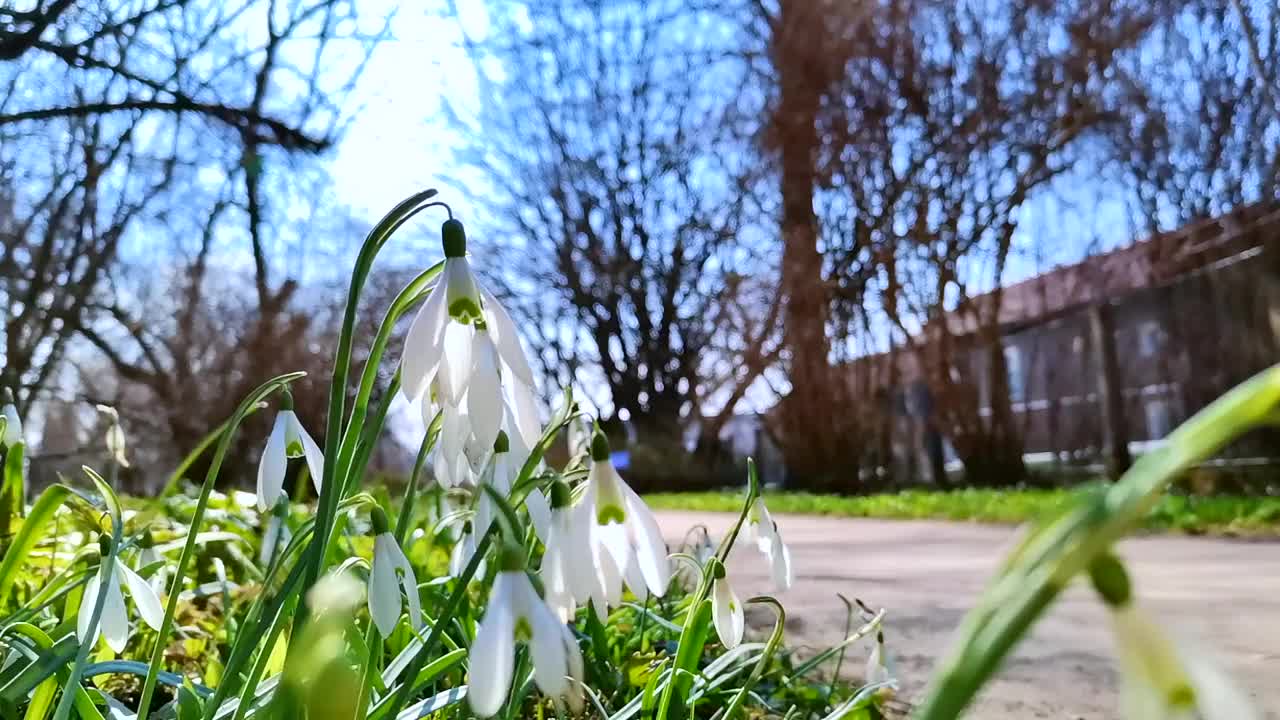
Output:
left=808, top=0, right=1156, bottom=486
left=452, top=0, right=778, bottom=486
left=0, top=0, right=383, bottom=421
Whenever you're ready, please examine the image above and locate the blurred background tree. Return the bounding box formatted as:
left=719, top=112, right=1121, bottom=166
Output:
left=2, top=0, right=1276, bottom=493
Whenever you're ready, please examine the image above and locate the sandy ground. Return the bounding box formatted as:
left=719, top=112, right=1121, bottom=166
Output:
left=655, top=510, right=1280, bottom=719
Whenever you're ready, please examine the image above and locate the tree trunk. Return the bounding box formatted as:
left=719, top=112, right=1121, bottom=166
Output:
left=771, top=0, right=844, bottom=488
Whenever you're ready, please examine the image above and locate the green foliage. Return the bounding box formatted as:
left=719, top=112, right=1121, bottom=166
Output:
left=646, top=487, right=1280, bottom=535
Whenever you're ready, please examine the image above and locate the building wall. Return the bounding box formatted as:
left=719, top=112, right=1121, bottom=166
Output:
left=979, top=247, right=1279, bottom=459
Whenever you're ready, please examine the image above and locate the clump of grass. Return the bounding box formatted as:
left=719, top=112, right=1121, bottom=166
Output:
left=645, top=487, right=1280, bottom=535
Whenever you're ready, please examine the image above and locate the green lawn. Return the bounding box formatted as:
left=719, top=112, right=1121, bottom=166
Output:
left=644, top=487, right=1280, bottom=536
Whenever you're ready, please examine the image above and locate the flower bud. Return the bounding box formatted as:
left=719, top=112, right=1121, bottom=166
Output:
left=1090, top=553, right=1132, bottom=608
left=498, top=543, right=526, bottom=572
left=549, top=480, right=572, bottom=510
left=442, top=219, right=467, bottom=258
left=370, top=506, right=390, bottom=536
left=590, top=425, right=611, bottom=462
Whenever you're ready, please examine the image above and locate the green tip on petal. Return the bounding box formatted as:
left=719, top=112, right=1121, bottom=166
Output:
left=494, top=430, right=509, bottom=454
left=1089, top=553, right=1132, bottom=608
left=371, top=507, right=390, bottom=535
left=448, top=297, right=483, bottom=323
left=549, top=480, right=572, bottom=509
left=591, top=425, right=611, bottom=462
left=442, top=219, right=467, bottom=258
left=498, top=543, right=526, bottom=572
left=98, top=534, right=112, bottom=558
left=596, top=503, right=626, bottom=525
left=1168, top=683, right=1197, bottom=709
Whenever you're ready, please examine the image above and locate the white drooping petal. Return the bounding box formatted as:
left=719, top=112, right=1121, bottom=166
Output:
left=1111, top=605, right=1254, bottom=720
left=77, top=574, right=102, bottom=646
left=292, top=416, right=325, bottom=496
left=771, top=540, right=794, bottom=591
left=559, top=622, right=585, bottom=713
left=1184, top=649, right=1259, bottom=720
left=621, top=483, right=671, bottom=597
left=525, top=488, right=551, bottom=545
left=711, top=577, right=744, bottom=649
left=117, top=560, right=163, bottom=631
left=436, top=321, right=475, bottom=407
left=369, top=535, right=402, bottom=636
left=443, top=257, right=482, bottom=322
left=101, top=575, right=130, bottom=653
left=256, top=414, right=290, bottom=511
left=866, top=638, right=896, bottom=688
left=400, top=276, right=450, bottom=403
left=450, top=530, right=479, bottom=578
left=467, top=332, right=504, bottom=455
left=395, top=545, right=423, bottom=633
left=1, top=403, right=21, bottom=447
left=541, top=510, right=576, bottom=622
left=507, top=380, right=542, bottom=451
left=468, top=573, right=517, bottom=718
left=480, top=285, right=536, bottom=386
left=261, top=512, right=283, bottom=566
left=524, top=580, right=570, bottom=700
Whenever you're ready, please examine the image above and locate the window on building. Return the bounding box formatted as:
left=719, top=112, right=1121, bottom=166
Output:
left=1138, top=321, right=1165, bottom=358
left=1144, top=398, right=1172, bottom=440
left=1004, top=344, right=1026, bottom=403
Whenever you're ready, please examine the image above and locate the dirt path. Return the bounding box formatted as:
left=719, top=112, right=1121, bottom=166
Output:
left=656, top=511, right=1280, bottom=719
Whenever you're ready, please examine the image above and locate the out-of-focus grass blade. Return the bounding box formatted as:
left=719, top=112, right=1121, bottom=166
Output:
left=393, top=686, right=468, bottom=720
left=0, top=634, right=77, bottom=701
left=0, top=484, right=77, bottom=603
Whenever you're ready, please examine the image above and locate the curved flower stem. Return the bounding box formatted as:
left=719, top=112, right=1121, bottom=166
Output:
left=717, top=596, right=786, bottom=720
left=137, top=372, right=305, bottom=715
left=306, top=190, right=440, bottom=597
left=657, top=459, right=761, bottom=720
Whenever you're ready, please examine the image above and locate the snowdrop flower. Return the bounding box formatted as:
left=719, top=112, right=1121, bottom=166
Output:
left=469, top=545, right=583, bottom=717
left=367, top=507, right=423, bottom=637
left=96, top=405, right=129, bottom=468
left=256, top=392, right=323, bottom=511
left=746, top=498, right=793, bottom=591
left=450, top=521, right=484, bottom=579
left=259, top=497, right=293, bottom=567
left=539, top=481, right=597, bottom=622
left=709, top=559, right=744, bottom=649
left=473, top=431, right=515, bottom=541
left=136, top=530, right=168, bottom=592
left=400, top=219, right=541, bottom=454
left=1090, top=554, right=1257, bottom=720
left=583, top=428, right=670, bottom=599
left=1, top=390, right=22, bottom=448
left=78, top=535, right=164, bottom=653
left=865, top=631, right=898, bottom=694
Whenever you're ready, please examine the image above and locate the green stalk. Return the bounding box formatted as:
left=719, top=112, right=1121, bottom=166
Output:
left=305, top=191, right=440, bottom=597
left=656, top=460, right=760, bottom=720
left=396, top=413, right=442, bottom=542
left=136, top=373, right=305, bottom=715
left=915, top=364, right=1280, bottom=720
left=716, top=597, right=785, bottom=720
left=52, top=472, right=122, bottom=720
